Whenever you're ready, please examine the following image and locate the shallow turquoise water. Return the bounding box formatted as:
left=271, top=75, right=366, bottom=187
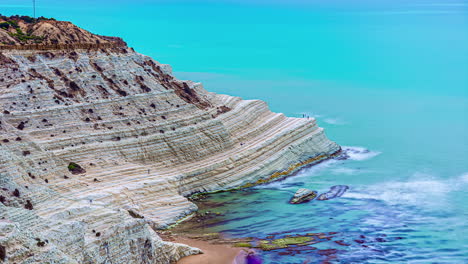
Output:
left=2, top=0, right=468, bottom=263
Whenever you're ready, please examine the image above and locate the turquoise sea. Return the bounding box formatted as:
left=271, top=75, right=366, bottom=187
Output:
left=2, top=0, right=467, bottom=263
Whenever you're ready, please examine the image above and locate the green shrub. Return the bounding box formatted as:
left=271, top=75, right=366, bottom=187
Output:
left=37, top=16, right=56, bottom=21
left=0, top=22, right=9, bottom=29
left=7, top=27, right=43, bottom=43
left=68, top=162, right=79, bottom=170
left=67, top=162, right=86, bottom=174
left=20, top=16, right=34, bottom=23
left=7, top=20, right=19, bottom=28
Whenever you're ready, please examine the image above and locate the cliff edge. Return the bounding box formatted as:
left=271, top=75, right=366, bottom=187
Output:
left=0, top=16, right=340, bottom=264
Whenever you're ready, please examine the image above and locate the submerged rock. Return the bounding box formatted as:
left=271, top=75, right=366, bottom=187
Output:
left=334, top=153, right=350, bottom=160
left=317, top=185, right=349, bottom=200
left=289, top=188, right=317, bottom=204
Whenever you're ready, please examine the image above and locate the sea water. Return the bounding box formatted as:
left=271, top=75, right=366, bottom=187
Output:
left=2, top=0, right=467, bottom=263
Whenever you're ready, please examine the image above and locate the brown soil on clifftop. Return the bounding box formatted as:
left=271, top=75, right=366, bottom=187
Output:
left=0, top=15, right=126, bottom=47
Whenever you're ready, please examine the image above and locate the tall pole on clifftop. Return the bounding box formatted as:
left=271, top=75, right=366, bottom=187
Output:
left=33, top=0, right=36, bottom=19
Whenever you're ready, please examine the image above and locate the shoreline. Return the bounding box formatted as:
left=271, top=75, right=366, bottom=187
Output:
left=168, top=147, right=344, bottom=230
left=160, top=233, right=247, bottom=264
left=166, top=150, right=344, bottom=262
left=168, top=148, right=343, bottom=230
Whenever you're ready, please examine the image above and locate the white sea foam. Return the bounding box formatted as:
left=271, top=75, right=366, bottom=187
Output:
left=460, top=172, right=468, bottom=183
left=330, top=167, right=360, bottom=175
left=345, top=171, right=466, bottom=209
left=346, top=180, right=450, bottom=208
left=255, top=146, right=381, bottom=189
left=323, top=117, right=347, bottom=125
left=342, top=146, right=381, bottom=161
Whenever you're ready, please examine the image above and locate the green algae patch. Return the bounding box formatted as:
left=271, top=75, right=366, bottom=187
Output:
left=257, top=240, right=283, bottom=250
left=252, top=236, right=315, bottom=251
left=233, top=242, right=253, bottom=248
left=271, top=236, right=313, bottom=247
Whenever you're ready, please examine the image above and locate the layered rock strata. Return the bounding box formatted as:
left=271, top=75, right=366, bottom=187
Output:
left=0, top=17, right=340, bottom=263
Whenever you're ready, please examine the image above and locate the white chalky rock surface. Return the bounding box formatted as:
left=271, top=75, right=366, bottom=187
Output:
left=0, top=18, right=340, bottom=263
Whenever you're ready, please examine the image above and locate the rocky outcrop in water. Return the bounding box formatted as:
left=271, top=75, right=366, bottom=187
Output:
left=317, top=185, right=349, bottom=201
left=289, top=188, right=317, bottom=204
left=0, top=16, right=340, bottom=263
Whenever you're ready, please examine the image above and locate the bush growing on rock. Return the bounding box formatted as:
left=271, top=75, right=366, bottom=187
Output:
left=35, top=238, right=46, bottom=247
left=6, top=20, right=19, bottom=28
left=8, top=28, right=43, bottom=43
left=68, top=162, right=79, bottom=170
left=19, top=16, right=35, bottom=23
left=0, top=22, right=9, bottom=29
left=117, top=90, right=127, bottom=96
left=25, top=200, right=33, bottom=210
left=17, top=121, right=25, bottom=130
left=37, top=16, right=56, bottom=22
left=68, top=162, right=86, bottom=174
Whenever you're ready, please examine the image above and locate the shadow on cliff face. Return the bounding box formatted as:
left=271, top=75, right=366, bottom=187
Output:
left=0, top=244, right=5, bottom=261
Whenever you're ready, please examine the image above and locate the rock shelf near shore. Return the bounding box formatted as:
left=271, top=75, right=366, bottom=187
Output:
left=0, top=16, right=340, bottom=264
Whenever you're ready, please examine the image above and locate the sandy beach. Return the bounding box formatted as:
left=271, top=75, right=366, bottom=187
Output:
left=174, top=237, right=244, bottom=264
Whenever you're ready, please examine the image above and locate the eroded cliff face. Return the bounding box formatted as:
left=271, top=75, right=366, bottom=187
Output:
left=0, top=17, right=340, bottom=263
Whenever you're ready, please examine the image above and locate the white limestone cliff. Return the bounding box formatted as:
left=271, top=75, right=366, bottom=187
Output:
left=0, top=17, right=340, bottom=263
